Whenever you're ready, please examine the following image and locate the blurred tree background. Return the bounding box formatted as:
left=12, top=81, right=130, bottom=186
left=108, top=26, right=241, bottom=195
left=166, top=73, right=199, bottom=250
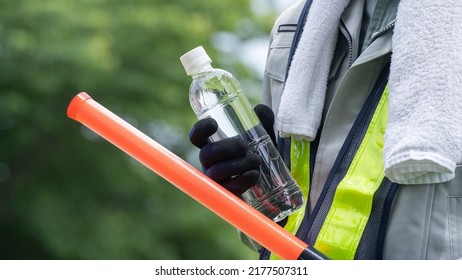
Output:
left=0, top=0, right=294, bottom=259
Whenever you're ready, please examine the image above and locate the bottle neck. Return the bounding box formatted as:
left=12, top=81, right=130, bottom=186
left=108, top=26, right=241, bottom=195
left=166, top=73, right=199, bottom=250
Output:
left=190, top=63, right=213, bottom=78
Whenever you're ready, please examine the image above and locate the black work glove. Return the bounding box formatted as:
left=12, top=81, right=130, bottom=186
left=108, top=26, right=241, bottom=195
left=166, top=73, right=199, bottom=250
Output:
left=189, top=104, right=276, bottom=197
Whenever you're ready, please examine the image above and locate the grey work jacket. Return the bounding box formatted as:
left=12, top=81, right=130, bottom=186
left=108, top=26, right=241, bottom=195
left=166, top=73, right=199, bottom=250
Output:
left=261, top=0, right=462, bottom=259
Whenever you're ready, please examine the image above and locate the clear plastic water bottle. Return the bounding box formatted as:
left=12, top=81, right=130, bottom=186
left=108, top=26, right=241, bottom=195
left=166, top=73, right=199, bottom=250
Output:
left=180, top=46, right=304, bottom=222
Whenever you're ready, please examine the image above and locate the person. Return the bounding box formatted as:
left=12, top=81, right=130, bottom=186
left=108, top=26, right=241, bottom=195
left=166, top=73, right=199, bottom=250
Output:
left=189, top=0, right=462, bottom=260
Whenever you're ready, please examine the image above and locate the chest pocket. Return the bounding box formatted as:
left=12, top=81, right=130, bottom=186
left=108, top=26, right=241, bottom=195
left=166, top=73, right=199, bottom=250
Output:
left=266, top=24, right=296, bottom=81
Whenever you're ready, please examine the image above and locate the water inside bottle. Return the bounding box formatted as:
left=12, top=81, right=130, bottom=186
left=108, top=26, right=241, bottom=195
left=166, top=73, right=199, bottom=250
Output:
left=198, top=93, right=304, bottom=221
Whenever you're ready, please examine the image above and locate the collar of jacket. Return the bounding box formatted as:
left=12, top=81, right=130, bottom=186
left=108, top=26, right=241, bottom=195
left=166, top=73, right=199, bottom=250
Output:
left=340, top=0, right=399, bottom=69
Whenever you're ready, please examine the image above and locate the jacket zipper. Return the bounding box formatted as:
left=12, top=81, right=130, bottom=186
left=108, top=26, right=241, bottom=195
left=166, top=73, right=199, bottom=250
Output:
left=339, top=19, right=396, bottom=69
left=339, top=19, right=354, bottom=68
left=367, top=20, right=396, bottom=47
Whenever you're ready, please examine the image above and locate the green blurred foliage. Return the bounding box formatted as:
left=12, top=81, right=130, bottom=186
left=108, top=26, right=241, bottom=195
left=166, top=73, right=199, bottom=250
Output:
left=0, top=0, right=280, bottom=259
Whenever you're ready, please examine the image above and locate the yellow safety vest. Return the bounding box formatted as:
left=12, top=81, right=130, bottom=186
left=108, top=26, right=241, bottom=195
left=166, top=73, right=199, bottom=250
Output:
left=267, top=81, right=396, bottom=260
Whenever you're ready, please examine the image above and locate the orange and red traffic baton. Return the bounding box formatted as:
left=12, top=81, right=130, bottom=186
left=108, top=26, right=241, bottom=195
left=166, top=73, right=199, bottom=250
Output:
left=67, top=92, right=327, bottom=260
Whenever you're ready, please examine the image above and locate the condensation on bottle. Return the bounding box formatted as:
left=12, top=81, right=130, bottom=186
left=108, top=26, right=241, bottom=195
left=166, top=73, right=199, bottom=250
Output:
left=180, top=46, right=304, bottom=222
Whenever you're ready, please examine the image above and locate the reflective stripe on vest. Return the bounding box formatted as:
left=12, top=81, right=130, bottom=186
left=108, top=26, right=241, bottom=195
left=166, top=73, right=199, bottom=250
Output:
left=269, top=84, right=391, bottom=260
left=313, top=85, right=389, bottom=259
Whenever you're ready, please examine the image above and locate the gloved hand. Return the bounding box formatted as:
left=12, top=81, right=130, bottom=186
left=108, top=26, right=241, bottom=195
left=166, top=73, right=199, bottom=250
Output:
left=189, top=104, right=276, bottom=197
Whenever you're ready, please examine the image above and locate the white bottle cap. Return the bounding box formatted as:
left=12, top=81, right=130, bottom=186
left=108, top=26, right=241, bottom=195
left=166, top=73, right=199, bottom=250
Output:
left=180, top=46, right=212, bottom=76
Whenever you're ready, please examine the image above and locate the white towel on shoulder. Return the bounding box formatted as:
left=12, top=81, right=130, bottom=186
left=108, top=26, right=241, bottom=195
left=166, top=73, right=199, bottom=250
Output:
left=384, top=0, right=462, bottom=184
left=275, top=0, right=462, bottom=184
left=274, top=0, right=350, bottom=141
